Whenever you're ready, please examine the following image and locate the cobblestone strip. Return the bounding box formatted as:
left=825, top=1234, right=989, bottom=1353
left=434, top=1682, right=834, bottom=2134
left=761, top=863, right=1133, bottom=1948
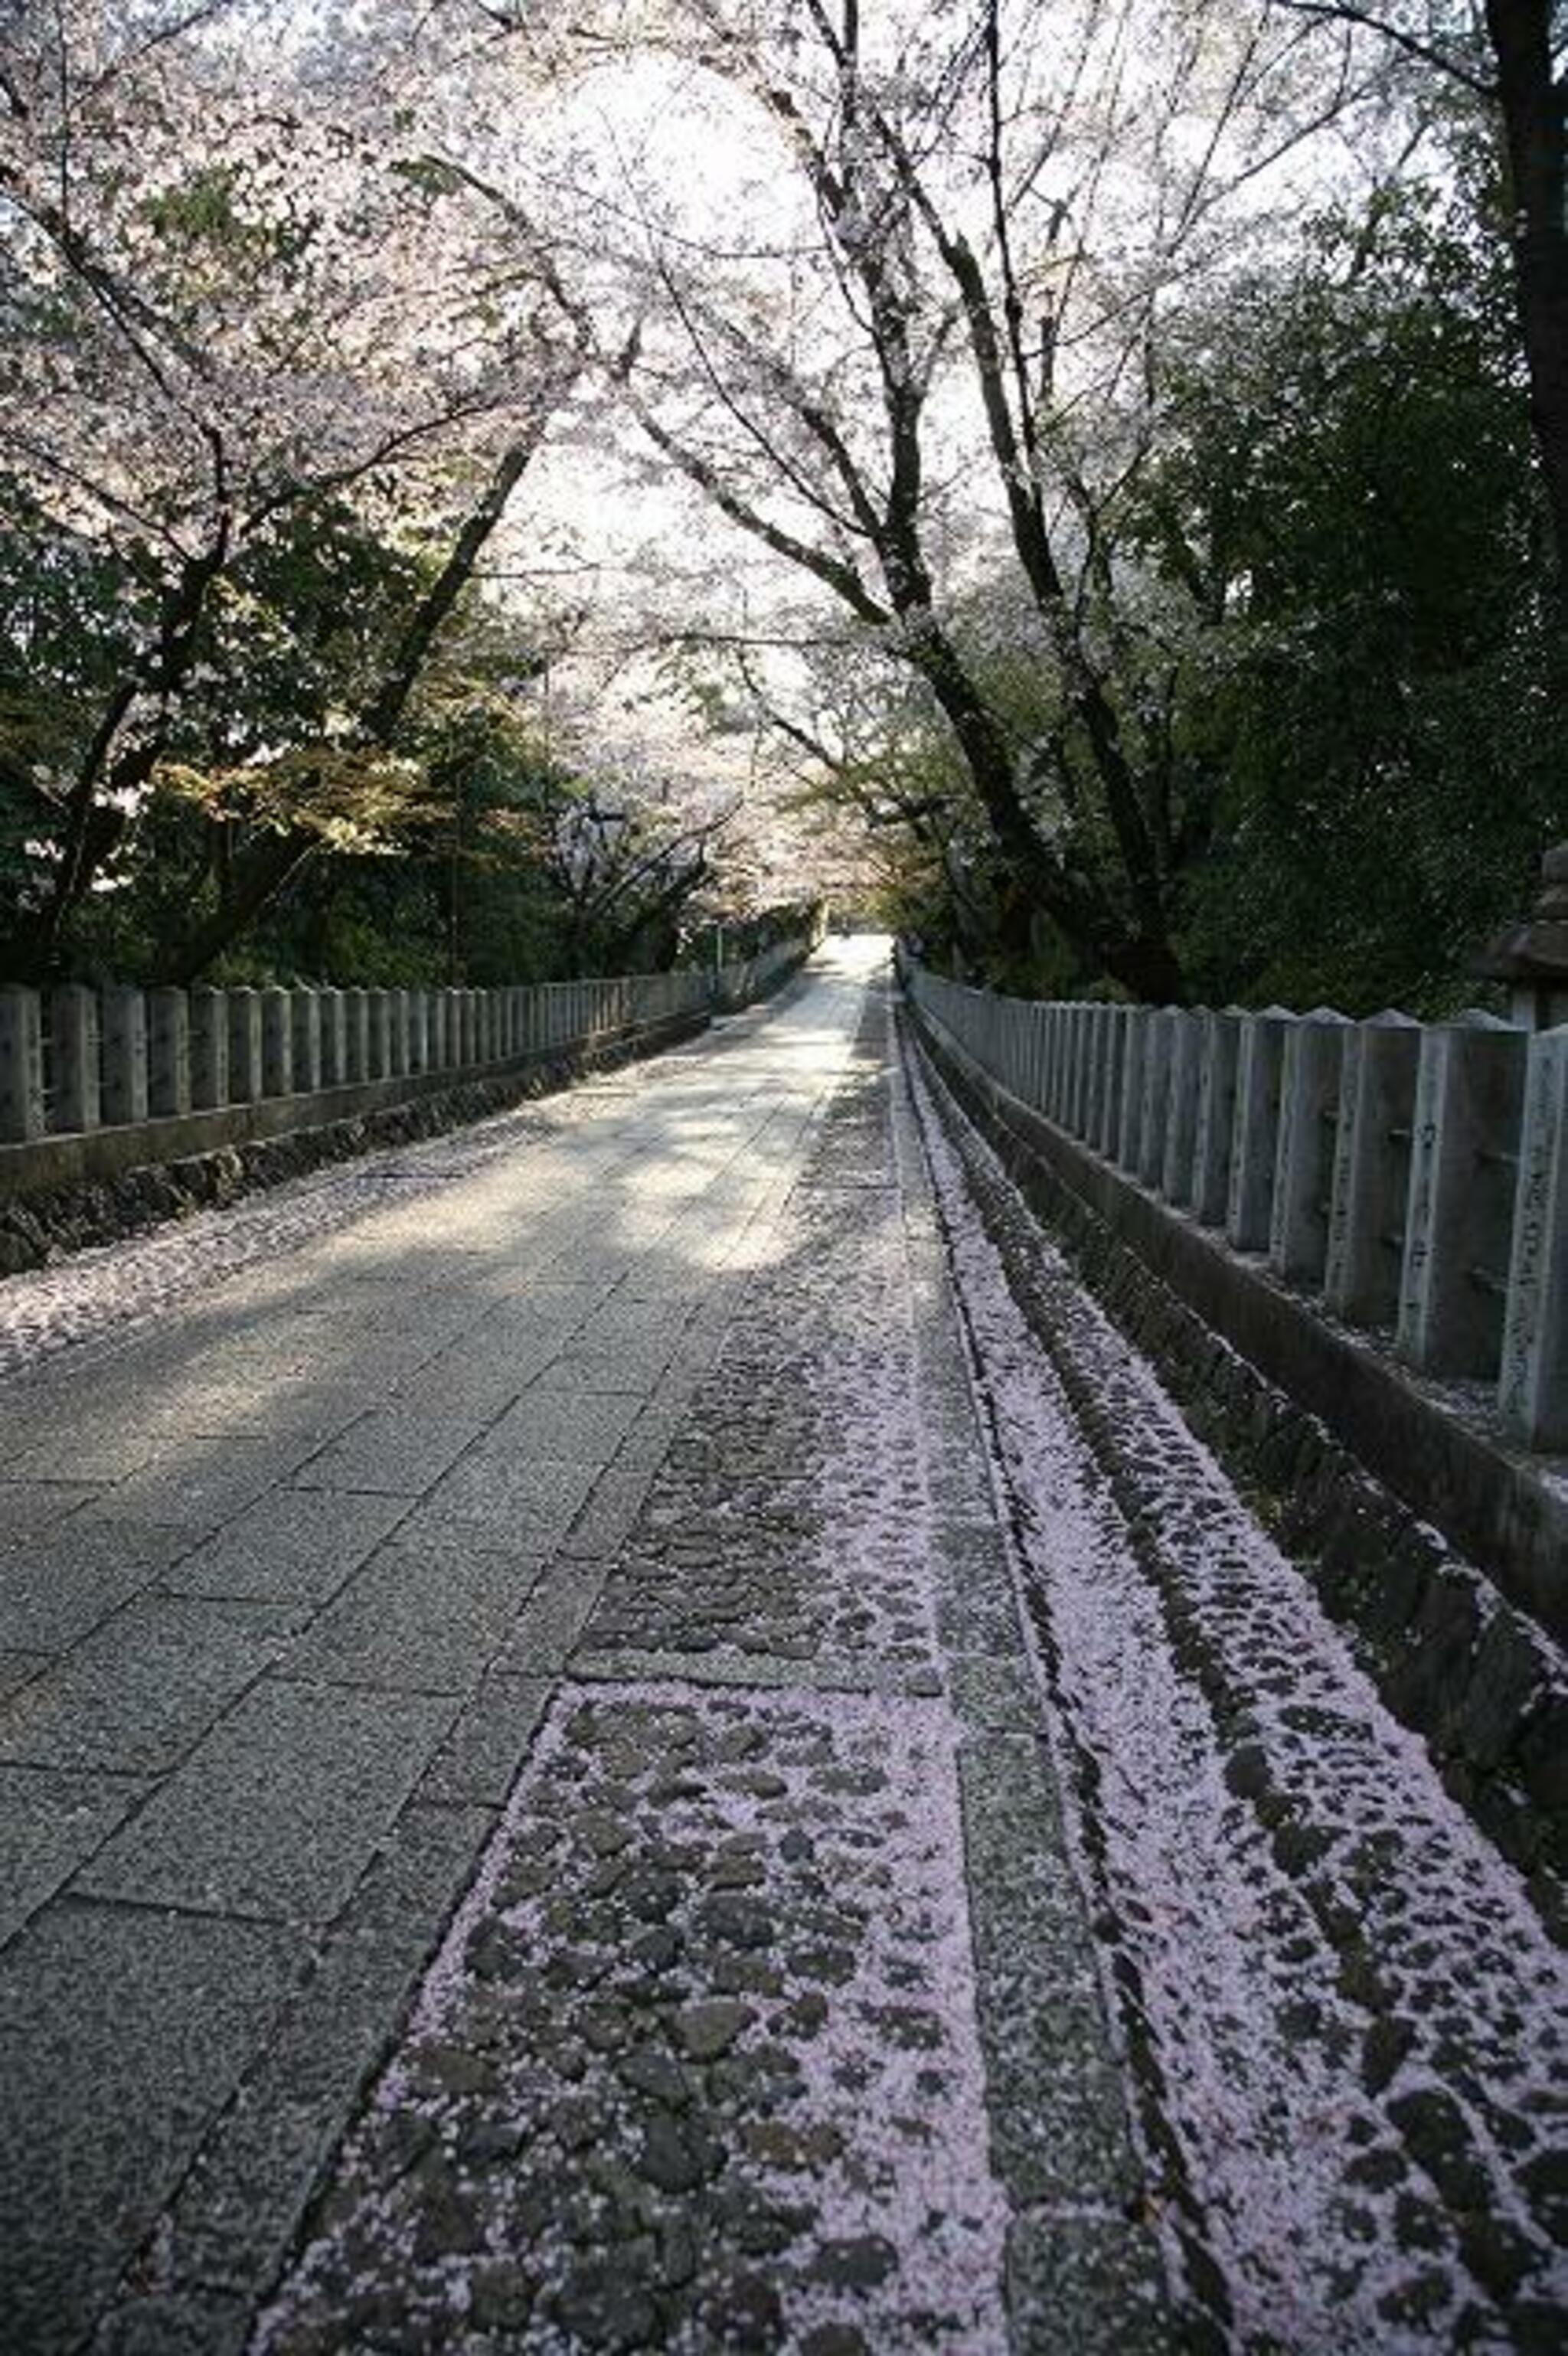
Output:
left=907, top=1019, right=1568, bottom=2354
left=250, top=980, right=1165, bottom=2354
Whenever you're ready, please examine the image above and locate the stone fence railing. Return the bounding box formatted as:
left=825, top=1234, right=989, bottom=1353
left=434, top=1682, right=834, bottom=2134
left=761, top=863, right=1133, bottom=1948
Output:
left=903, top=964, right=1566, bottom=1454
left=0, top=937, right=812, bottom=1198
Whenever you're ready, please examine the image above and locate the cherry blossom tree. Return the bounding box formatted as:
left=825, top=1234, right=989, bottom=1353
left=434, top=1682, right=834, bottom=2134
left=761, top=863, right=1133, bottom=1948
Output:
left=442, top=0, right=1406, bottom=996
left=0, top=0, right=577, bottom=975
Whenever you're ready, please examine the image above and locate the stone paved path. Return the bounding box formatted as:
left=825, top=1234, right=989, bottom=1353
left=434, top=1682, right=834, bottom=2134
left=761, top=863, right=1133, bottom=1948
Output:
left=2, top=943, right=1563, bottom=2355
left=0, top=946, right=1155, bottom=2355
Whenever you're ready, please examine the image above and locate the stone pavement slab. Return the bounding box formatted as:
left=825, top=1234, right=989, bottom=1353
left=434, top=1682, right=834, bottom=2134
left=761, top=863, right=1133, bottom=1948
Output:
left=279, top=1538, right=544, bottom=1692
left=75, top=1679, right=461, bottom=1920
left=0, top=1901, right=300, bottom=2356
left=0, top=1517, right=189, bottom=1652
left=0, top=1595, right=295, bottom=1771
left=419, top=1673, right=554, bottom=1809
left=162, top=1488, right=410, bottom=1605
left=0, top=1649, right=46, bottom=1703
left=0, top=1764, right=145, bottom=1944
left=0, top=1482, right=99, bottom=1538
left=292, top=1408, right=494, bottom=1498
left=112, top=1802, right=499, bottom=2332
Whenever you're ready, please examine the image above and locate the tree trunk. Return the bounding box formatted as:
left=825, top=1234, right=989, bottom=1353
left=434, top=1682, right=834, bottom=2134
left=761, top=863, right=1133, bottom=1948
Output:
left=1486, top=4, right=1568, bottom=575
left=158, top=831, right=317, bottom=985
left=906, top=618, right=1187, bottom=999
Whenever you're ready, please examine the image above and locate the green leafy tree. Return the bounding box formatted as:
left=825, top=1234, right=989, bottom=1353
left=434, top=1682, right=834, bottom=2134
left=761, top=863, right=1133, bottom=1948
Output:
left=1129, top=196, right=1561, bottom=1009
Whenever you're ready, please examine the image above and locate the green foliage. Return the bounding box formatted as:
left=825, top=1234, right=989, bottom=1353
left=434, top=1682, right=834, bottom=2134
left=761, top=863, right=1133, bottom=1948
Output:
left=1122, top=194, right=1561, bottom=1013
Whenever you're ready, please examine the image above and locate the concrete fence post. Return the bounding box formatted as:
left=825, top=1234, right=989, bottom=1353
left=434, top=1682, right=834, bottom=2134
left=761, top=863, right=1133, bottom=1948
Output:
left=1052, top=1004, right=1073, bottom=1122
left=101, top=985, right=149, bottom=1127
left=49, top=984, right=100, bottom=1132
left=1082, top=1006, right=1110, bottom=1147
left=189, top=987, right=227, bottom=1111
left=1059, top=1004, right=1080, bottom=1126
left=317, top=988, right=347, bottom=1088
left=226, top=989, right=261, bottom=1104
left=387, top=989, right=409, bottom=1078
left=1192, top=1011, right=1242, bottom=1227
left=1029, top=1003, right=1050, bottom=1113
left=1398, top=1015, right=1529, bottom=1377
left=1063, top=998, right=1087, bottom=1136
left=1323, top=1012, right=1421, bottom=1327
left=994, top=996, right=1013, bottom=1095
left=343, top=989, right=370, bottom=1084
left=1054, top=1002, right=1072, bottom=1122
left=366, top=990, right=391, bottom=1081
left=1086, top=1004, right=1106, bottom=1132
left=1227, top=1009, right=1295, bottom=1251
left=291, top=989, right=322, bottom=1096
left=1034, top=1004, right=1054, bottom=1112
left=1498, top=1024, right=1568, bottom=1449
left=260, top=988, right=292, bottom=1098
left=407, top=990, right=430, bottom=1076
left=0, top=985, right=44, bottom=1142
left=1269, top=1010, right=1351, bottom=1286
left=1096, top=1008, right=1129, bottom=1156
left=1161, top=1010, right=1205, bottom=1205
left=1075, top=1003, right=1095, bottom=1135
left=1010, top=997, right=1030, bottom=1100
left=1117, top=1008, right=1154, bottom=1171
left=148, top=988, right=191, bottom=1119
left=1138, top=1008, right=1179, bottom=1186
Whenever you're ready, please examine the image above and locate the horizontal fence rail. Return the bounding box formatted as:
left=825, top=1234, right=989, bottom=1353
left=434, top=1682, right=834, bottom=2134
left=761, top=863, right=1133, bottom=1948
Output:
left=0, top=938, right=812, bottom=1198
left=902, top=962, right=1568, bottom=1456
